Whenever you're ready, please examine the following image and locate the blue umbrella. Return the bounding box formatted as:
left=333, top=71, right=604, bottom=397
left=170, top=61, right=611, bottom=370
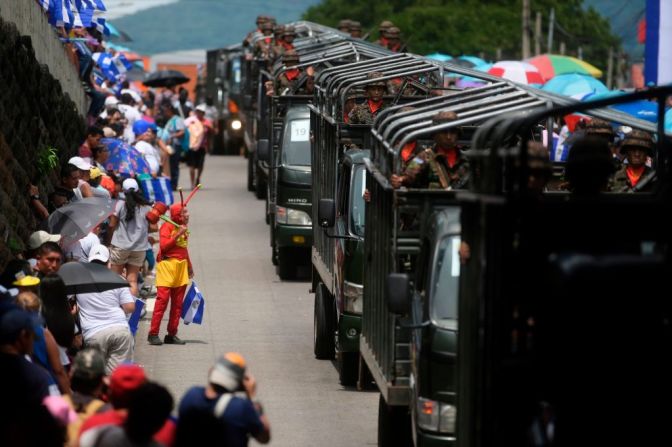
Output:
left=458, top=63, right=493, bottom=84
left=542, top=73, right=609, bottom=97
left=426, top=53, right=452, bottom=62
left=458, top=55, right=488, bottom=67
left=584, top=91, right=661, bottom=123
left=103, top=138, right=151, bottom=176
left=666, top=109, right=672, bottom=134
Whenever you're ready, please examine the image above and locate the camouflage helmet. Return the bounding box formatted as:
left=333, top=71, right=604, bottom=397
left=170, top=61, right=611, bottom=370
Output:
left=385, top=26, right=401, bottom=38
left=273, top=25, right=285, bottom=36
left=432, top=111, right=460, bottom=135
left=379, top=20, right=394, bottom=31
left=365, top=71, right=387, bottom=88
left=256, top=15, right=266, bottom=25
left=338, top=19, right=352, bottom=30
left=585, top=118, right=614, bottom=139
left=261, top=21, right=274, bottom=31
left=349, top=21, right=362, bottom=31
left=283, top=50, right=300, bottom=63
left=267, top=16, right=277, bottom=25
left=283, top=25, right=296, bottom=37
left=620, top=129, right=654, bottom=154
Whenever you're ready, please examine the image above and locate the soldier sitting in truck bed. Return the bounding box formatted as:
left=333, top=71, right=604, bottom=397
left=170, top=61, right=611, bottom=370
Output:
left=390, top=111, right=470, bottom=190
left=610, top=129, right=657, bottom=192
left=274, top=51, right=306, bottom=95
left=347, top=72, right=388, bottom=125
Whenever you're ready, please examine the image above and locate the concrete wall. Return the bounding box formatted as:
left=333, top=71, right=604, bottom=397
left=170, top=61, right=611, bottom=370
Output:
left=0, top=0, right=87, bottom=115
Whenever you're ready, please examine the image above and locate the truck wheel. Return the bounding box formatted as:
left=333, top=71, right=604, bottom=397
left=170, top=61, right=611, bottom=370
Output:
left=314, top=283, right=335, bottom=359
left=378, top=394, right=412, bottom=447
left=247, top=155, right=254, bottom=191
left=339, top=352, right=359, bottom=387
left=277, top=247, right=297, bottom=280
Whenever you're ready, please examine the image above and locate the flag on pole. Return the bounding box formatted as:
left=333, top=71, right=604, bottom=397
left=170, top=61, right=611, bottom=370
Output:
left=181, top=281, right=205, bottom=325
left=645, top=0, right=672, bottom=85
left=128, top=298, right=145, bottom=336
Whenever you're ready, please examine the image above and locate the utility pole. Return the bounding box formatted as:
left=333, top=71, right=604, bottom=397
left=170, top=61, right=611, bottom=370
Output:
left=547, top=7, right=555, bottom=53
left=578, top=46, right=583, bottom=60
left=522, top=0, right=531, bottom=59
left=534, top=12, right=542, bottom=56
left=606, top=46, right=614, bottom=89
left=560, top=41, right=566, bottom=55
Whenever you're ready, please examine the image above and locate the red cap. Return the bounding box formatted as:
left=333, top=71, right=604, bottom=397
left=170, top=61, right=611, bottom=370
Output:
left=109, top=364, right=146, bottom=403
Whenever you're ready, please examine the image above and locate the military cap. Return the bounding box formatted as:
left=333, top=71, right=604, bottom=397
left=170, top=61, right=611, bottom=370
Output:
left=338, top=19, right=352, bottom=30
left=267, top=16, right=277, bottom=24
left=283, top=26, right=296, bottom=36
left=379, top=20, right=394, bottom=30
left=256, top=15, right=266, bottom=24
left=349, top=21, right=362, bottom=31
left=261, top=21, right=274, bottom=31
left=385, top=27, right=401, bottom=38
left=283, top=50, right=300, bottom=63
left=585, top=118, right=614, bottom=138
left=432, top=110, right=458, bottom=124
left=274, top=25, right=285, bottom=35
left=365, top=71, right=387, bottom=88
left=620, top=129, right=654, bottom=154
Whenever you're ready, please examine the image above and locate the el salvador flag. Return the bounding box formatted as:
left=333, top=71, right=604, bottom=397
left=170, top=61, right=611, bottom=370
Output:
left=645, top=0, right=672, bottom=85
left=128, top=298, right=145, bottom=336
left=182, top=281, right=205, bottom=325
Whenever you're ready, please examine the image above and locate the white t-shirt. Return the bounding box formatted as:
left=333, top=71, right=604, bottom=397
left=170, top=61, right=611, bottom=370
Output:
left=111, top=200, right=151, bottom=251
left=118, top=104, right=142, bottom=143
left=134, top=141, right=161, bottom=175
left=76, top=286, right=135, bottom=339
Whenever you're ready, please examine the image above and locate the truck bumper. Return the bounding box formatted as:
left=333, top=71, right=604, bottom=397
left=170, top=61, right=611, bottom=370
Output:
left=338, top=313, right=361, bottom=352
left=275, top=225, right=313, bottom=249
left=416, top=430, right=456, bottom=447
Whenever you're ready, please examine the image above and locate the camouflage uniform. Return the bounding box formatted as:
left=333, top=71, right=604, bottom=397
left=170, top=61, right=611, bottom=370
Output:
left=347, top=71, right=388, bottom=124
left=275, top=51, right=302, bottom=94
left=609, top=129, right=656, bottom=192
left=254, top=22, right=275, bottom=59
left=403, top=146, right=470, bottom=189
left=385, top=27, right=403, bottom=52
left=375, top=20, right=394, bottom=46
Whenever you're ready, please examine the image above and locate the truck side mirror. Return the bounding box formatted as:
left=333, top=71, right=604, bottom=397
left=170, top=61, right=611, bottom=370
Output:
left=318, top=199, right=336, bottom=228
left=257, top=139, right=270, bottom=163
left=386, top=273, right=411, bottom=315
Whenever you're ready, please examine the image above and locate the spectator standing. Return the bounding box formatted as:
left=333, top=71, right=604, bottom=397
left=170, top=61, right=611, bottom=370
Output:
left=161, top=103, right=185, bottom=191
left=68, top=156, right=95, bottom=200
left=35, top=241, right=64, bottom=277
left=78, top=127, right=105, bottom=164
left=40, top=273, right=78, bottom=369
left=66, top=348, right=107, bottom=446
left=184, top=104, right=209, bottom=189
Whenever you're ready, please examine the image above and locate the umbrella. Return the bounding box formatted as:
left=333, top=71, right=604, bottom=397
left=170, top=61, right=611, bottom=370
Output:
left=426, top=53, right=452, bottom=62
left=47, top=197, right=117, bottom=248
left=584, top=91, right=659, bottom=123
left=666, top=109, right=671, bottom=135
left=458, top=55, right=488, bottom=67
left=541, top=73, right=609, bottom=97
left=59, top=262, right=129, bottom=294
left=488, top=61, right=545, bottom=85
left=143, top=69, right=190, bottom=88
left=103, top=138, right=151, bottom=176
left=527, top=54, right=602, bottom=82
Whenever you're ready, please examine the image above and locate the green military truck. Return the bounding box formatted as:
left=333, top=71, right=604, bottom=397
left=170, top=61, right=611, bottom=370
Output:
left=453, top=86, right=672, bottom=447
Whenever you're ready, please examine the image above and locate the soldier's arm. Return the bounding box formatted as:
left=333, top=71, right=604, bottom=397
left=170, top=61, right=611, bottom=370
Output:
left=402, top=151, right=429, bottom=186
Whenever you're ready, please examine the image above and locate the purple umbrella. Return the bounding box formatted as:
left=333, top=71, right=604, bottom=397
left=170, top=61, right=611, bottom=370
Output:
left=102, top=138, right=151, bottom=176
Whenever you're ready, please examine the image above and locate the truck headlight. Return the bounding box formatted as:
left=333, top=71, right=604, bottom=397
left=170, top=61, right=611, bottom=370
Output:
left=276, top=206, right=312, bottom=226
left=230, top=119, right=242, bottom=131
left=417, top=398, right=456, bottom=434
left=343, top=281, right=363, bottom=314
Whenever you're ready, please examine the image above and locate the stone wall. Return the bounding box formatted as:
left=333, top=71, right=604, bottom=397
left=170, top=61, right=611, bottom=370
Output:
left=0, top=13, right=86, bottom=269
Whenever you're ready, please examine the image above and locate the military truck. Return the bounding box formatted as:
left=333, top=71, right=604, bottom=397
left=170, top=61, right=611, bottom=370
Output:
left=451, top=86, right=672, bottom=447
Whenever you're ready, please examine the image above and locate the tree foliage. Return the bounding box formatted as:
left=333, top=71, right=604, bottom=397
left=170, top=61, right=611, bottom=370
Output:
left=303, top=0, right=620, bottom=70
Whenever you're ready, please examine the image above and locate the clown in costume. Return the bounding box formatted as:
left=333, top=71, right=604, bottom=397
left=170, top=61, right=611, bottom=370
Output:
left=148, top=203, right=192, bottom=345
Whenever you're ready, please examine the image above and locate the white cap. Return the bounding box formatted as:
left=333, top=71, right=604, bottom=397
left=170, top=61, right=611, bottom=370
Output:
left=28, top=231, right=61, bottom=250
left=68, top=156, right=92, bottom=171
left=122, top=178, right=139, bottom=192
left=104, top=96, right=120, bottom=107
left=195, top=103, right=207, bottom=113
left=121, top=89, right=142, bottom=104
left=88, top=244, right=110, bottom=263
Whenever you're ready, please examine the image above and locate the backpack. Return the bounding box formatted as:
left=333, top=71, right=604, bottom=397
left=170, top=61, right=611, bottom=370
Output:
left=65, top=396, right=106, bottom=446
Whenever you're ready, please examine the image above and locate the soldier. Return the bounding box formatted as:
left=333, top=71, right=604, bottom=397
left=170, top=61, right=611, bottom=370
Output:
left=391, top=111, right=469, bottom=190
left=244, top=15, right=268, bottom=47
left=342, top=91, right=359, bottom=123
left=338, top=19, right=352, bottom=33
left=610, top=130, right=656, bottom=192
left=375, top=20, right=394, bottom=46
left=584, top=118, right=619, bottom=169
left=385, top=27, right=403, bottom=52
left=348, top=72, right=388, bottom=125
left=254, top=21, right=275, bottom=59
left=349, top=21, right=363, bottom=38
left=396, top=107, right=420, bottom=169
left=271, top=24, right=285, bottom=56
left=275, top=51, right=303, bottom=95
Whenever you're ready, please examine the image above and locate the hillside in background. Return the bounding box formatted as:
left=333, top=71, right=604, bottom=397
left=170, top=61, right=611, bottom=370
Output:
left=114, top=0, right=320, bottom=55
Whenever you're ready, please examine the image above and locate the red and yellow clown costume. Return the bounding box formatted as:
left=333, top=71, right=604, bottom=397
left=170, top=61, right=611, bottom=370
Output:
left=149, top=203, right=192, bottom=338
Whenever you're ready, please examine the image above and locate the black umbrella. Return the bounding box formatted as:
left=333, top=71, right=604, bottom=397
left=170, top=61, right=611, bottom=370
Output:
left=59, top=262, right=129, bottom=294
left=47, top=197, right=117, bottom=249
left=143, top=69, right=190, bottom=88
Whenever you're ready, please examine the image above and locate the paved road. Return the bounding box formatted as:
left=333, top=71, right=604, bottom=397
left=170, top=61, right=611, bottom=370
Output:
left=135, top=155, right=378, bottom=447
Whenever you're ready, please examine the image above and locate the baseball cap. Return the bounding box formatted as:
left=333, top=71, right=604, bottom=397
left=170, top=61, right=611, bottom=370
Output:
left=208, top=352, right=246, bottom=391
left=195, top=104, right=207, bottom=113
left=132, top=119, right=153, bottom=136
left=122, top=178, right=139, bottom=192
left=71, top=348, right=106, bottom=379
left=28, top=230, right=61, bottom=250
left=88, top=244, right=110, bottom=263
left=109, top=364, right=146, bottom=402
left=0, top=305, right=35, bottom=343
left=121, top=89, right=142, bottom=104
left=104, top=96, right=120, bottom=107
left=68, top=156, right=92, bottom=171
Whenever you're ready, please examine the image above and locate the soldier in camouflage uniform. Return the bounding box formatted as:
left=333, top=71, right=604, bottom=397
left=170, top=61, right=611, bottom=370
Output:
left=375, top=20, right=394, bottom=47
left=254, top=21, right=275, bottom=59
left=347, top=72, right=388, bottom=125
left=391, top=111, right=469, bottom=190
left=584, top=118, right=620, bottom=170
left=610, top=129, right=656, bottom=192
left=385, top=27, right=403, bottom=52
left=349, top=21, right=363, bottom=38
left=275, top=51, right=304, bottom=95
left=244, top=15, right=268, bottom=47
left=271, top=25, right=285, bottom=58
left=338, top=19, right=352, bottom=33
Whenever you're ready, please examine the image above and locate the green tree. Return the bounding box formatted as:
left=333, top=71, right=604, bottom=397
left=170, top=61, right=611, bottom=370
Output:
left=302, top=0, right=620, bottom=71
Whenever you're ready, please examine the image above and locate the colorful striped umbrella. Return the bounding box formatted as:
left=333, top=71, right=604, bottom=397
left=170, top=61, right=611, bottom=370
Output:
left=527, top=54, right=602, bottom=82
left=487, top=61, right=545, bottom=85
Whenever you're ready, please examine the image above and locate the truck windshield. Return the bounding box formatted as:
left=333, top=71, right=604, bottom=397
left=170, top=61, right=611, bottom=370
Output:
left=349, top=165, right=366, bottom=236
left=281, top=118, right=311, bottom=167
left=431, top=236, right=460, bottom=328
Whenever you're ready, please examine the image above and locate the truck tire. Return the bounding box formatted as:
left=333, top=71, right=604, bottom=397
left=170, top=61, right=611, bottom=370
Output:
left=247, top=155, right=254, bottom=191
left=378, top=394, right=412, bottom=447
left=277, top=247, right=297, bottom=280
left=339, top=351, right=359, bottom=387
left=314, top=283, right=335, bottom=359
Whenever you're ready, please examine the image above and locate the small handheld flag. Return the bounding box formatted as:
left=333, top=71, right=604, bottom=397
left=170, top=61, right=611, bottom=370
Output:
left=128, top=298, right=145, bottom=336
left=182, top=281, right=205, bottom=325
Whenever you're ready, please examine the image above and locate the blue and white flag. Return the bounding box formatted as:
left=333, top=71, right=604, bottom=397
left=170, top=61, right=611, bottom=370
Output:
left=128, top=298, right=145, bottom=336
left=93, top=18, right=110, bottom=35
left=140, top=177, right=174, bottom=205
left=645, top=0, right=672, bottom=85
left=182, top=281, right=205, bottom=325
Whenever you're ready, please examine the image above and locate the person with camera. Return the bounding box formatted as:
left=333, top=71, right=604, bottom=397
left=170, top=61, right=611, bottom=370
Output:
left=177, top=352, right=271, bottom=447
